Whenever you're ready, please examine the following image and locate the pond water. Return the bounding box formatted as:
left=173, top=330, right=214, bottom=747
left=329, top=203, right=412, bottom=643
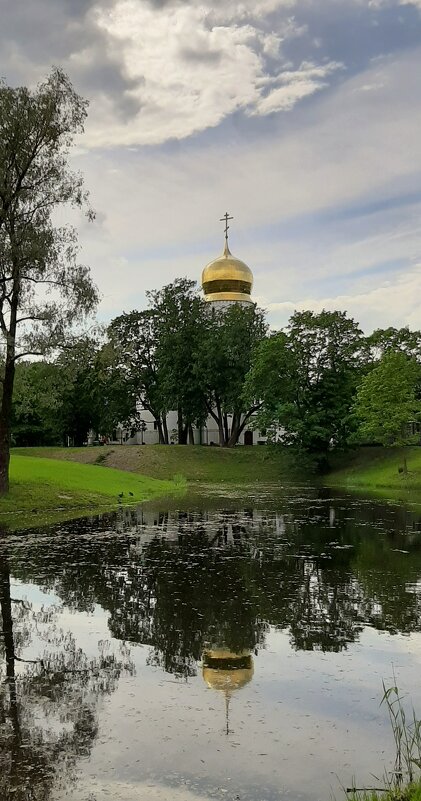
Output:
left=2, top=484, right=421, bottom=801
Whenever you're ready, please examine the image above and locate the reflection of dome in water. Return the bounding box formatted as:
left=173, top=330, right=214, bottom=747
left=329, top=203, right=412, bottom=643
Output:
left=201, top=242, right=254, bottom=304
left=202, top=649, right=254, bottom=694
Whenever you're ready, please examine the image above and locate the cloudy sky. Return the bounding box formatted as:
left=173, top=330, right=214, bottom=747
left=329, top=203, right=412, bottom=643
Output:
left=2, top=0, right=421, bottom=332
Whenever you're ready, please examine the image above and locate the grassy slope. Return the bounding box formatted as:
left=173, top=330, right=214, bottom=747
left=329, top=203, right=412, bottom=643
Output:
left=327, top=446, right=421, bottom=492
left=12, top=444, right=303, bottom=483
left=0, top=454, right=180, bottom=530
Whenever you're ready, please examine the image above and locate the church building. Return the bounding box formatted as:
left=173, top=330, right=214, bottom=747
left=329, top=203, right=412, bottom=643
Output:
left=117, top=214, right=267, bottom=447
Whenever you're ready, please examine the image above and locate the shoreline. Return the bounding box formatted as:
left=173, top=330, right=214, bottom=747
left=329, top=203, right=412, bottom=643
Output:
left=0, top=453, right=184, bottom=532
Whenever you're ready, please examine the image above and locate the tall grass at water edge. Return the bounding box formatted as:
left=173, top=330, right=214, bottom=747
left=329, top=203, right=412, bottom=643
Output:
left=346, top=684, right=421, bottom=801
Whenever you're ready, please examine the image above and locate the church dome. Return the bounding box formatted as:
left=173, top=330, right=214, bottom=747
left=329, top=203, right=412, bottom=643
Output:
left=202, top=241, right=253, bottom=303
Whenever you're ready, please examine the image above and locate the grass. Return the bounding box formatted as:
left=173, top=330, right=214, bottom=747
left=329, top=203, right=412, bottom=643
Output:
left=326, top=447, right=421, bottom=494
left=0, top=454, right=183, bottom=531
left=11, top=444, right=305, bottom=484
left=347, top=781, right=421, bottom=800
left=345, top=684, right=421, bottom=801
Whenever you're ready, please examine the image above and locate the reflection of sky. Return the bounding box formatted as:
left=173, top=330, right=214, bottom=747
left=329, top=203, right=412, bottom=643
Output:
left=6, top=487, right=421, bottom=801
left=15, top=580, right=421, bottom=801
left=50, top=625, right=421, bottom=801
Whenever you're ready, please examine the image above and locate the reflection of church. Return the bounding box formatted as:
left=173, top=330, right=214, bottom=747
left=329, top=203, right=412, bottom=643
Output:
left=203, top=648, right=254, bottom=735
left=116, top=214, right=268, bottom=447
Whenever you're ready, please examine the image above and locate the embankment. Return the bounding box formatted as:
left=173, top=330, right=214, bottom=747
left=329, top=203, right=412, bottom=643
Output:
left=11, top=444, right=303, bottom=484
left=0, top=454, right=181, bottom=530
left=326, top=446, right=421, bottom=495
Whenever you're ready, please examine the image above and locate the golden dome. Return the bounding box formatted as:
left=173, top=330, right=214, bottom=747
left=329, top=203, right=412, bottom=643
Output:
left=202, top=649, right=254, bottom=693
left=202, top=242, right=253, bottom=303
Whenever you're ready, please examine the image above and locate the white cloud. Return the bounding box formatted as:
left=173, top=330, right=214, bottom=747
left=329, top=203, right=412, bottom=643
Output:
left=71, top=46, right=421, bottom=333
left=251, top=60, right=341, bottom=115
left=266, top=264, right=421, bottom=333
left=80, top=0, right=340, bottom=146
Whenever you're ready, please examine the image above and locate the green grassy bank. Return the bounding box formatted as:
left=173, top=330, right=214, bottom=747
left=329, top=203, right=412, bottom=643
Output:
left=12, top=443, right=303, bottom=484
left=0, top=454, right=181, bottom=530
left=348, top=782, right=421, bottom=801
left=327, top=446, right=421, bottom=494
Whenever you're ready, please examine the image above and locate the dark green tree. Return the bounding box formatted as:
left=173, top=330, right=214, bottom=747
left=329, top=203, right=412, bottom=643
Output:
left=108, top=309, right=169, bottom=443
left=353, top=350, right=421, bottom=447
left=0, top=69, right=98, bottom=492
left=247, top=309, right=365, bottom=453
left=11, top=361, right=62, bottom=446
left=148, top=278, right=207, bottom=444
left=367, top=326, right=421, bottom=362
left=200, top=303, right=267, bottom=447
left=54, top=338, right=106, bottom=446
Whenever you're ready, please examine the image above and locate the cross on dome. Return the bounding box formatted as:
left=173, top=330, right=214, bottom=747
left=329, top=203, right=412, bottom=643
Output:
left=201, top=214, right=254, bottom=305
left=219, top=212, right=233, bottom=249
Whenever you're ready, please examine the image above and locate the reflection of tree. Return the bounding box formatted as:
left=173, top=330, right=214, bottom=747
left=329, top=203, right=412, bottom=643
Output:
left=288, top=558, right=364, bottom=651
left=5, top=495, right=421, bottom=682
left=0, top=555, right=133, bottom=801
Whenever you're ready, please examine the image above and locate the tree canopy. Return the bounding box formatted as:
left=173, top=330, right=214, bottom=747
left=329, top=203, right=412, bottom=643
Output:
left=0, top=69, right=98, bottom=491
left=247, top=310, right=365, bottom=453
left=353, top=350, right=421, bottom=446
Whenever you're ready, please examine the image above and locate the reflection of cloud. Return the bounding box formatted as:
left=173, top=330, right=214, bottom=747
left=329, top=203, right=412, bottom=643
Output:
left=61, top=778, right=215, bottom=801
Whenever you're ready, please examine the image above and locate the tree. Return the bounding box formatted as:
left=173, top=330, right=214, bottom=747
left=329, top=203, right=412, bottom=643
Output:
left=200, top=303, right=267, bottom=447
left=11, top=360, right=62, bottom=446
left=367, top=326, right=421, bottom=362
left=0, top=69, right=98, bottom=493
left=353, top=350, right=421, bottom=447
left=247, top=310, right=365, bottom=453
left=108, top=309, right=169, bottom=443
left=148, top=278, right=207, bottom=444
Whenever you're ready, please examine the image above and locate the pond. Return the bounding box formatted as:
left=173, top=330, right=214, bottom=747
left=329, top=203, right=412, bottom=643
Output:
left=2, top=484, right=421, bottom=801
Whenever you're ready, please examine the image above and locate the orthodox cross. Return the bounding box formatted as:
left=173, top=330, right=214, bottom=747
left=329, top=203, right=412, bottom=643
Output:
left=220, top=212, right=233, bottom=246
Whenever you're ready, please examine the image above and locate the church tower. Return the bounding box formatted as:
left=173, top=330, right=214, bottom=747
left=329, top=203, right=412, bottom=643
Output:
left=201, top=213, right=254, bottom=306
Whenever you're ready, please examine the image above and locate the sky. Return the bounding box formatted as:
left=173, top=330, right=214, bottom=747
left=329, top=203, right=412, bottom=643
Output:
left=1, top=0, right=421, bottom=333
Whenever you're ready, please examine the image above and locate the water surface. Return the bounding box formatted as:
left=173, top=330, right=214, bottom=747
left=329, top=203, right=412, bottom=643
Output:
left=2, top=484, right=421, bottom=801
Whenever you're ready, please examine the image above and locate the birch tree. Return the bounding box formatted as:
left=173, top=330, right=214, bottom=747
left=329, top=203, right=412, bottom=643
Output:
left=0, top=69, right=98, bottom=493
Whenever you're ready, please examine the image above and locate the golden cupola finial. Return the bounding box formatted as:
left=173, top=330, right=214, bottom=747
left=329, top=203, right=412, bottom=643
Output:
left=201, top=213, right=254, bottom=304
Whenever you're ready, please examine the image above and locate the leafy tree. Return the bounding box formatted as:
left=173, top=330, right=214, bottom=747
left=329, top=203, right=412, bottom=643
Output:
left=11, top=361, right=62, bottom=446
left=353, top=350, right=421, bottom=447
left=108, top=309, right=169, bottom=443
left=248, top=310, right=365, bottom=453
left=148, top=278, right=207, bottom=444
left=200, top=303, right=267, bottom=446
left=55, top=338, right=107, bottom=446
left=367, top=326, right=421, bottom=362
left=0, top=69, right=98, bottom=493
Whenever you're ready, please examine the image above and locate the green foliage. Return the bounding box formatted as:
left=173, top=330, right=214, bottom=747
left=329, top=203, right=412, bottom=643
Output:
left=367, top=328, right=421, bottom=362
left=0, top=69, right=97, bottom=492
left=11, top=361, right=63, bottom=445
left=108, top=283, right=267, bottom=447
left=199, top=303, right=267, bottom=446
left=108, top=309, right=165, bottom=437
left=248, top=309, right=365, bottom=453
left=147, top=278, right=207, bottom=441
left=353, top=352, right=421, bottom=446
